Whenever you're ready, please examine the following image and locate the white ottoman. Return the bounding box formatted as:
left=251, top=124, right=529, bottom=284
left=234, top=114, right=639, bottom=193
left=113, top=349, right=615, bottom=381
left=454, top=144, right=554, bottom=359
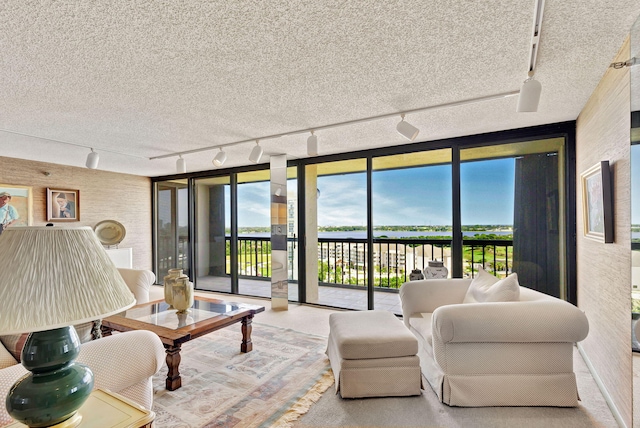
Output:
left=327, top=310, right=422, bottom=398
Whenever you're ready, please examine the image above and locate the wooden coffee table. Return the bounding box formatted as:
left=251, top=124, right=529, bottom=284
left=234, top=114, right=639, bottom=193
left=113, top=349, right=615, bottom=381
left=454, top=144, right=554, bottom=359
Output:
left=102, top=296, right=265, bottom=391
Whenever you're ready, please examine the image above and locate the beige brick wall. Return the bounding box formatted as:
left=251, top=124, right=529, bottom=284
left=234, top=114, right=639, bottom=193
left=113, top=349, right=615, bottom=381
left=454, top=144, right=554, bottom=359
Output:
left=0, top=156, right=152, bottom=269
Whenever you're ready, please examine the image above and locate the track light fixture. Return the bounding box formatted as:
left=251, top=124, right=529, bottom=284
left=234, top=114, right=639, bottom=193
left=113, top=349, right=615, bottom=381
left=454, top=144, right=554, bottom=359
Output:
left=517, top=0, right=544, bottom=113
left=516, top=74, right=542, bottom=112
left=176, top=155, right=186, bottom=173
left=307, top=130, right=319, bottom=156
left=85, top=149, right=99, bottom=169
left=248, top=140, right=263, bottom=163
left=396, top=114, right=420, bottom=141
left=213, top=148, right=227, bottom=167
left=149, top=91, right=520, bottom=168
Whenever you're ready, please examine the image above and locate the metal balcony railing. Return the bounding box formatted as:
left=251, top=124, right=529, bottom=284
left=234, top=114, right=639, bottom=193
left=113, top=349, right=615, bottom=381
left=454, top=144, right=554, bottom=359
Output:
left=157, top=235, right=190, bottom=276
left=157, top=235, right=513, bottom=290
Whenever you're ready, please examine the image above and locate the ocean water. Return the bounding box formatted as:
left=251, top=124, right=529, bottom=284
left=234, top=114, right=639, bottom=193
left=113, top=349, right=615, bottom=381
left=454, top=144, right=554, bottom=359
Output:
left=238, top=230, right=513, bottom=239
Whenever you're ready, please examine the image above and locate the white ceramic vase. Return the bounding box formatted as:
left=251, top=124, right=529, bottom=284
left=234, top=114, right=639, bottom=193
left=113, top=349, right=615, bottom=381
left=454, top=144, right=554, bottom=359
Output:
left=172, top=277, right=194, bottom=314
left=163, top=268, right=185, bottom=308
left=423, top=260, right=448, bottom=279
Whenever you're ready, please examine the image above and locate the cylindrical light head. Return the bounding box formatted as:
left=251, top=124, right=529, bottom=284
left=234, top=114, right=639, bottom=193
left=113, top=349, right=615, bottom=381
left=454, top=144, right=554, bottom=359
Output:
left=516, top=77, right=542, bottom=112
left=396, top=117, right=419, bottom=141
left=307, top=132, right=319, bottom=156
left=176, top=156, right=186, bottom=173
left=249, top=141, right=263, bottom=163
left=213, top=149, right=227, bottom=167
left=85, top=150, right=99, bottom=169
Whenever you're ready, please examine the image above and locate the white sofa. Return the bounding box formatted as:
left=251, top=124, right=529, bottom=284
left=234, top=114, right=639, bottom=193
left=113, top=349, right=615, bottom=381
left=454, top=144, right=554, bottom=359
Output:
left=399, top=277, right=589, bottom=407
left=117, top=267, right=156, bottom=304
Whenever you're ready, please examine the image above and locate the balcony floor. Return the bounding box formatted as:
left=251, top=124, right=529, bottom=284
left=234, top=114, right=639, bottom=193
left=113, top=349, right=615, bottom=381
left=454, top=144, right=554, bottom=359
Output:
left=195, top=276, right=402, bottom=315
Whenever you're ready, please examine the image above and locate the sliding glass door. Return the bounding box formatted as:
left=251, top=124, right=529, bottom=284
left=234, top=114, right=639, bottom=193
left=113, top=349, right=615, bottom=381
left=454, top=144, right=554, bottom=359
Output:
left=193, top=176, right=231, bottom=293
left=236, top=170, right=271, bottom=297
left=155, top=179, right=190, bottom=283
left=460, top=138, right=566, bottom=298
left=306, top=159, right=368, bottom=310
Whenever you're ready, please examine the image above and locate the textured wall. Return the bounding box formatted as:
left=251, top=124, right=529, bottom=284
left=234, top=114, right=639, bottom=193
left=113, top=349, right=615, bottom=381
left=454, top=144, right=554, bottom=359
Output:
left=0, top=156, right=152, bottom=269
left=576, top=37, right=632, bottom=426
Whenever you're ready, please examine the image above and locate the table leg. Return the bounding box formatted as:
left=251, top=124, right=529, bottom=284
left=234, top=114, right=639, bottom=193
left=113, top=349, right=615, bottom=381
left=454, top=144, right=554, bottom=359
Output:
left=165, top=344, right=182, bottom=391
left=241, top=314, right=254, bottom=353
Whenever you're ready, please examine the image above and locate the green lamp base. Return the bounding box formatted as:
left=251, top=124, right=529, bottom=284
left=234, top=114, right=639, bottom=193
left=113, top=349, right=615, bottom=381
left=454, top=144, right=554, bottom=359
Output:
left=6, top=326, right=94, bottom=428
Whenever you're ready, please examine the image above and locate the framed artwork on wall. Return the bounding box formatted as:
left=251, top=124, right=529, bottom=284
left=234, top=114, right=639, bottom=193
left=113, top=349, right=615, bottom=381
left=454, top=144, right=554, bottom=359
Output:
left=581, top=161, right=613, bottom=243
left=47, top=188, right=80, bottom=221
left=0, top=184, right=33, bottom=232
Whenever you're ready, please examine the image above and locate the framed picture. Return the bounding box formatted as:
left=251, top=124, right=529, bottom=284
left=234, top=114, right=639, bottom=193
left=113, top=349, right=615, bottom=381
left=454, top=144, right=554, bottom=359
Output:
left=581, top=161, right=613, bottom=243
left=0, top=184, right=33, bottom=229
left=47, top=188, right=80, bottom=221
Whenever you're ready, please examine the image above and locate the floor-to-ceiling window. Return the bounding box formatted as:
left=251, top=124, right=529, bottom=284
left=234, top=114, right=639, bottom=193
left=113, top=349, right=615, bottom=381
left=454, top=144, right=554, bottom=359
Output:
left=155, top=179, right=189, bottom=283
left=372, top=149, right=452, bottom=313
left=152, top=125, right=575, bottom=309
left=236, top=170, right=271, bottom=297
left=372, top=150, right=453, bottom=277
left=306, top=159, right=368, bottom=310
left=193, top=176, right=231, bottom=293
left=460, top=138, right=566, bottom=298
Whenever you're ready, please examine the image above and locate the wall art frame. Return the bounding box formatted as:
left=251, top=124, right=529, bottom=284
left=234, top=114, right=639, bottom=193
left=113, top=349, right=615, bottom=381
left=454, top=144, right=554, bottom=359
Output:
left=581, top=160, right=614, bottom=243
left=0, top=184, right=33, bottom=229
left=47, top=188, right=80, bottom=221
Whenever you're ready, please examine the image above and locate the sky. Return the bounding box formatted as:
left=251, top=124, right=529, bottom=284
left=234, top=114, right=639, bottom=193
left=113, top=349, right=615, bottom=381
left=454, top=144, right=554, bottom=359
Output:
left=228, top=157, right=516, bottom=228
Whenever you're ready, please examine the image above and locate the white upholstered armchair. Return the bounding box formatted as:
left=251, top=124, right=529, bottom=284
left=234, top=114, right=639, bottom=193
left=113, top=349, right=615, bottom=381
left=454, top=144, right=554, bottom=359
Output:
left=117, top=267, right=156, bottom=304
left=400, top=276, right=589, bottom=407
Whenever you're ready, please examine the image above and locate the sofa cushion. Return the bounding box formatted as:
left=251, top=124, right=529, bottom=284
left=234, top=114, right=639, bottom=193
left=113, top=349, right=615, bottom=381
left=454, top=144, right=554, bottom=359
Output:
left=0, top=320, right=100, bottom=362
left=463, top=268, right=520, bottom=303
left=408, top=313, right=432, bottom=347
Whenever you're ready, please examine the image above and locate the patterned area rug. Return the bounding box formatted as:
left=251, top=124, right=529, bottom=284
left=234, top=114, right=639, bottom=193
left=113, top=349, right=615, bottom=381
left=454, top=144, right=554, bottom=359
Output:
left=152, top=322, right=333, bottom=427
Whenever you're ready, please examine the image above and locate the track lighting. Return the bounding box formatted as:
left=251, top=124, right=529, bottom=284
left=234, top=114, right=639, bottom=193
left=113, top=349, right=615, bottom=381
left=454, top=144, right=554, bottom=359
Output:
left=249, top=140, right=263, bottom=163
left=396, top=114, right=419, bottom=141
left=85, top=149, right=99, bottom=169
left=516, top=75, right=542, bottom=112
left=149, top=91, right=521, bottom=168
left=213, top=148, right=227, bottom=167
left=307, top=131, right=319, bottom=156
left=176, top=155, right=186, bottom=173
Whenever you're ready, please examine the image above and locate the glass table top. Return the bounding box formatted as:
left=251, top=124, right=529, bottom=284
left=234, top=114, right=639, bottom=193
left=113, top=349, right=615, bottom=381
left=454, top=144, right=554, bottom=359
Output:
left=121, top=300, right=243, bottom=329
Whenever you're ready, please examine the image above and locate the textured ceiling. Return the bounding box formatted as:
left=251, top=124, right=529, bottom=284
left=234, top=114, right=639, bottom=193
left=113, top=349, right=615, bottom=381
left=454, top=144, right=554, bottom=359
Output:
left=1, top=1, right=639, bottom=177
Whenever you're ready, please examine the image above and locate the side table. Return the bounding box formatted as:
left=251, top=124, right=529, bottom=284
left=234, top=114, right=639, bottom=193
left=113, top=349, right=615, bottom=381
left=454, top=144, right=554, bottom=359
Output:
left=6, top=389, right=154, bottom=428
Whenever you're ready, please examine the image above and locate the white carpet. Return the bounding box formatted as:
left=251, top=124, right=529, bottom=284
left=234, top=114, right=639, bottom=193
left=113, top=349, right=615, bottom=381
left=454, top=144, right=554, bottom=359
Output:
left=293, top=347, right=617, bottom=428
left=185, top=292, right=619, bottom=427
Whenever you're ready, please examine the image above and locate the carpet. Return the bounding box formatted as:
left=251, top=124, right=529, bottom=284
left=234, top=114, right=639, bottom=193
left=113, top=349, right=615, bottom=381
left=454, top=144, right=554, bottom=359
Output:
left=152, top=322, right=333, bottom=427
left=292, top=347, right=618, bottom=428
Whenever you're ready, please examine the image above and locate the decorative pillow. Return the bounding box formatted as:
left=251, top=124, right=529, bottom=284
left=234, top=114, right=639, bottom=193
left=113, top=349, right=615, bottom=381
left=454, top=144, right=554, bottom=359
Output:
left=463, top=268, right=520, bottom=303
left=0, top=320, right=101, bottom=362
left=0, top=333, right=29, bottom=363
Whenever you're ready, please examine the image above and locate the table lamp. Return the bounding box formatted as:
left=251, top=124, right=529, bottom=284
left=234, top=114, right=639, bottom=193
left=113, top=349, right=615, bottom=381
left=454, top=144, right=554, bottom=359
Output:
left=0, top=226, right=136, bottom=427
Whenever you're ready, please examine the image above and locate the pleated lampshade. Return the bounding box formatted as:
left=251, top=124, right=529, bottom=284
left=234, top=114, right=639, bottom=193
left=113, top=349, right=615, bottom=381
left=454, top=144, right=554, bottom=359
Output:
left=0, top=226, right=135, bottom=335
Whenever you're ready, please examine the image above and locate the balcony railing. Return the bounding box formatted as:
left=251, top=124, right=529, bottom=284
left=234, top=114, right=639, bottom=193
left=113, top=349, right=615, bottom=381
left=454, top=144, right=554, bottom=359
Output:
left=318, top=237, right=513, bottom=289
left=157, top=235, right=189, bottom=277
left=158, top=235, right=513, bottom=290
